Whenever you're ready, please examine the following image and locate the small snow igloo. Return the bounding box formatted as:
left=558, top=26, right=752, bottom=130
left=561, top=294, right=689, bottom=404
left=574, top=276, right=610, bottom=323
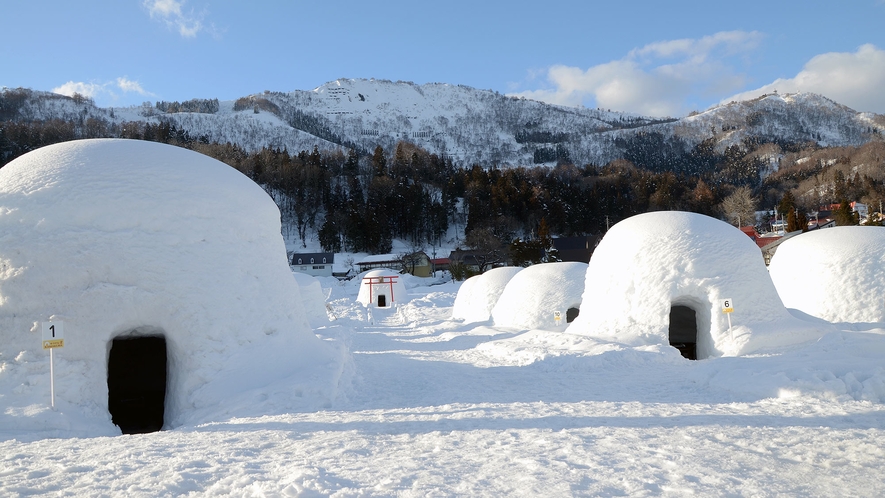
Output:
left=567, top=211, right=816, bottom=359
left=452, top=266, right=523, bottom=323
left=492, top=262, right=588, bottom=331
left=0, top=139, right=343, bottom=435
left=769, top=226, right=885, bottom=325
left=357, top=269, right=407, bottom=307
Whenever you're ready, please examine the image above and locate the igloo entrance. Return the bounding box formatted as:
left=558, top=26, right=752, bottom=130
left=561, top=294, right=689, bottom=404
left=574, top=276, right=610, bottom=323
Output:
left=107, top=335, right=167, bottom=434
left=668, top=305, right=698, bottom=360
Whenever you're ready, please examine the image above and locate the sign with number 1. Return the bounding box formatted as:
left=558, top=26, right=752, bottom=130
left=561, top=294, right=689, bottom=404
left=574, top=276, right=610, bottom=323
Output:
left=42, top=321, right=65, bottom=349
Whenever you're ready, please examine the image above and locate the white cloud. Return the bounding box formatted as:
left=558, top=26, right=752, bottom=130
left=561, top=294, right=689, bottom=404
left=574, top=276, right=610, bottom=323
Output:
left=52, top=81, right=103, bottom=99
left=724, top=44, right=885, bottom=113
left=143, top=0, right=208, bottom=38
left=510, top=31, right=763, bottom=117
left=52, top=78, right=154, bottom=104
left=116, top=77, right=150, bottom=96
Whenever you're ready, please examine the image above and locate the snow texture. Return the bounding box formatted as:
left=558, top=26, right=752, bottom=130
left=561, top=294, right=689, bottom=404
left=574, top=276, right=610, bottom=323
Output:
left=566, top=211, right=826, bottom=357
left=3, top=278, right=885, bottom=496
left=0, top=139, right=346, bottom=434
left=291, top=271, right=331, bottom=328
left=356, top=269, right=408, bottom=307
left=769, top=226, right=885, bottom=325
left=491, top=262, right=588, bottom=331
left=452, top=266, right=523, bottom=323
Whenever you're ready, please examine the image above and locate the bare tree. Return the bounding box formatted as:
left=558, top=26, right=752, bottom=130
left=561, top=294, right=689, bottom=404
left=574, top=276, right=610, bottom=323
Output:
left=720, top=186, right=757, bottom=227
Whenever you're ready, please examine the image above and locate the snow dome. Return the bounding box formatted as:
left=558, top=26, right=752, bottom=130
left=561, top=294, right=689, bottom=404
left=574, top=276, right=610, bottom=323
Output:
left=768, top=226, right=885, bottom=324
left=566, top=211, right=821, bottom=358
left=491, top=262, right=588, bottom=331
left=0, top=139, right=345, bottom=435
left=452, top=266, right=523, bottom=323
left=357, top=269, right=407, bottom=307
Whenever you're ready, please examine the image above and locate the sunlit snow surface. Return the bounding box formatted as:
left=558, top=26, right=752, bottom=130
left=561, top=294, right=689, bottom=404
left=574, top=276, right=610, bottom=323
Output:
left=2, top=277, right=885, bottom=496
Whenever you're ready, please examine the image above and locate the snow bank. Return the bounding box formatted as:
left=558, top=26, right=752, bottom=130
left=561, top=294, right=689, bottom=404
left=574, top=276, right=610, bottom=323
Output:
left=452, top=266, right=523, bottom=323
left=356, top=269, right=407, bottom=307
left=292, top=271, right=331, bottom=327
left=0, top=139, right=346, bottom=435
left=491, top=262, right=588, bottom=331
left=566, top=212, right=825, bottom=357
left=769, top=226, right=885, bottom=325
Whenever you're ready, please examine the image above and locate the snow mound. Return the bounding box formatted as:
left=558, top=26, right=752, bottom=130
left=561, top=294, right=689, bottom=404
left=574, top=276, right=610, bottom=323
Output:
left=566, top=212, right=825, bottom=357
left=769, top=226, right=885, bottom=325
left=292, top=272, right=331, bottom=327
left=356, top=269, right=407, bottom=307
left=452, top=266, right=523, bottom=323
left=0, top=139, right=346, bottom=435
left=491, top=262, right=588, bottom=331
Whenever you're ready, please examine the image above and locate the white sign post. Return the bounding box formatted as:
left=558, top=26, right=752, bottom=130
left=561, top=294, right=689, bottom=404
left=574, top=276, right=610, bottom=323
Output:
left=553, top=310, right=562, bottom=326
left=720, top=298, right=734, bottom=341
left=41, top=321, right=65, bottom=409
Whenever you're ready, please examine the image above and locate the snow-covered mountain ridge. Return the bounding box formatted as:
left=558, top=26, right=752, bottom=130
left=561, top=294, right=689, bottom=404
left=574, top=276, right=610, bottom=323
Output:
left=3, top=79, right=884, bottom=167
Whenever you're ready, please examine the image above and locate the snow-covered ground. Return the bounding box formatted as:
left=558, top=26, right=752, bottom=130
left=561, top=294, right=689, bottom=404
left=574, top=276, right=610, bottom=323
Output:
left=3, top=275, right=885, bottom=497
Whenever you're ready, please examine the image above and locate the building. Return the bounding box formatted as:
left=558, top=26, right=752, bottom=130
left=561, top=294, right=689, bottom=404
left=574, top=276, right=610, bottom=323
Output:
left=356, top=252, right=433, bottom=277
left=551, top=235, right=601, bottom=263
left=291, top=252, right=334, bottom=277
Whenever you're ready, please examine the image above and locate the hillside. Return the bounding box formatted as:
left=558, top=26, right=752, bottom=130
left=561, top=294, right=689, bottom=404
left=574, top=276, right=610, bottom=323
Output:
left=3, top=80, right=883, bottom=169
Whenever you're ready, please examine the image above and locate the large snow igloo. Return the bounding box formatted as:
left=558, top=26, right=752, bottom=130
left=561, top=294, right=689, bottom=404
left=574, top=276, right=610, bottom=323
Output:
left=0, top=139, right=344, bottom=435
left=566, top=211, right=821, bottom=359
left=491, top=262, right=588, bottom=331
left=769, top=226, right=885, bottom=325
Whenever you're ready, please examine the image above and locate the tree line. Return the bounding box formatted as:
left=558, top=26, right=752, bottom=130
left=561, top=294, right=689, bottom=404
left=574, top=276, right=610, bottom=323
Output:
left=2, top=114, right=884, bottom=258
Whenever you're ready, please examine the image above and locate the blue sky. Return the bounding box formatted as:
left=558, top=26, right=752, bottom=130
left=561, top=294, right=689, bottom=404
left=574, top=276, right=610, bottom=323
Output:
left=3, top=1, right=884, bottom=117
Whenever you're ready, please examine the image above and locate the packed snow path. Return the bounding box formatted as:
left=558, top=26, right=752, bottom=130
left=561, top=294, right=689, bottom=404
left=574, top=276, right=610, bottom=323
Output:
left=3, top=284, right=885, bottom=496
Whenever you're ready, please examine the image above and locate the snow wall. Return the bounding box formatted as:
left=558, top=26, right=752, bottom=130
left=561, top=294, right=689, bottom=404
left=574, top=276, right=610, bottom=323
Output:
left=292, top=271, right=331, bottom=327
left=0, top=139, right=346, bottom=435
left=566, top=211, right=825, bottom=357
left=769, top=226, right=885, bottom=325
left=491, top=262, right=588, bottom=331
left=452, top=266, right=523, bottom=323
left=357, top=269, right=408, bottom=307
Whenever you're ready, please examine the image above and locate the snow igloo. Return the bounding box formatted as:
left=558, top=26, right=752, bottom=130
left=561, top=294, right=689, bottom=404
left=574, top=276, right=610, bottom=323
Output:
left=769, top=226, right=885, bottom=325
left=357, top=269, right=407, bottom=307
left=0, top=139, right=345, bottom=435
left=452, top=266, right=523, bottom=323
left=491, top=262, right=588, bottom=331
left=566, top=211, right=821, bottom=359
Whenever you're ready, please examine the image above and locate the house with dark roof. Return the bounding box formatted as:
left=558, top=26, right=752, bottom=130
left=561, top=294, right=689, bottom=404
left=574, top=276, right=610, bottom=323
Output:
left=291, top=252, right=334, bottom=277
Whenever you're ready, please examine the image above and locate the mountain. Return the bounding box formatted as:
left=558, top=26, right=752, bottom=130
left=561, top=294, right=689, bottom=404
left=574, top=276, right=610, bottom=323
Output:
left=2, top=79, right=884, bottom=170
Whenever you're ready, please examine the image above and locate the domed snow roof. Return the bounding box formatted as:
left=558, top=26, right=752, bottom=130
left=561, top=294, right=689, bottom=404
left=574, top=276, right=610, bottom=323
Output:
left=0, top=139, right=343, bottom=433
left=769, top=226, right=885, bottom=324
left=452, top=266, right=523, bottom=323
left=357, top=269, right=407, bottom=306
left=492, top=262, right=588, bottom=331
left=566, top=211, right=821, bottom=357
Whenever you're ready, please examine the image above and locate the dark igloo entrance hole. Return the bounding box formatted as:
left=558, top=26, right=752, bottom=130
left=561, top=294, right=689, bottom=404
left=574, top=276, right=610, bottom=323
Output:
left=107, top=335, right=167, bottom=434
left=378, top=294, right=387, bottom=307
left=566, top=307, right=580, bottom=323
left=669, top=305, right=698, bottom=360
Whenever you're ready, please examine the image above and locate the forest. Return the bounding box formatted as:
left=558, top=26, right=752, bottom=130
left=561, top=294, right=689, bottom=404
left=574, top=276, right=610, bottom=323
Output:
left=2, top=114, right=885, bottom=258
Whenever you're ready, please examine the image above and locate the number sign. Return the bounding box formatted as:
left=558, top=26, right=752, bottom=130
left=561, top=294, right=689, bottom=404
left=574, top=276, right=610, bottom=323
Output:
left=720, top=299, right=734, bottom=314
left=41, top=321, right=65, bottom=349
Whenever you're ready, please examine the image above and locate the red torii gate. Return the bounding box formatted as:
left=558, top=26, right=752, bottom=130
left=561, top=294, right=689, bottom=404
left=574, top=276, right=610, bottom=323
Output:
left=362, top=274, right=399, bottom=307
